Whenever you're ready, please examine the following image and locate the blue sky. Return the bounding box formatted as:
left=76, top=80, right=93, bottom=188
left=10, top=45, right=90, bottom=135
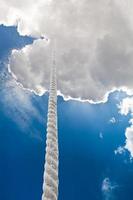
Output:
left=0, top=24, right=133, bottom=200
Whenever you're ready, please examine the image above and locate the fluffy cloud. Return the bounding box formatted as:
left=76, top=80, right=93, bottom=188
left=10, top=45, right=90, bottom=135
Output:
left=119, top=98, right=133, bottom=115
left=125, top=124, right=133, bottom=158
left=119, top=97, right=133, bottom=158
left=114, top=146, right=125, bottom=155
left=1, top=0, right=133, bottom=101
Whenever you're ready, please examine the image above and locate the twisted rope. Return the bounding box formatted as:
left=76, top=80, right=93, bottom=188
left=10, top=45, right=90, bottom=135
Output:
left=42, top=52, right=59, bottom=200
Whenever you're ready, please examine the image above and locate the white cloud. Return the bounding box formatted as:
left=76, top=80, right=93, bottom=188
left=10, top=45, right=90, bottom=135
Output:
left=109, top=117, right=116, bottom=124
left=119, top=98, right=133, bottom=115
left=0, top=0, right=43, bottom=36
left=102, top=177, right=118, bottom=200
left=99, top=132, right=103, bottom=139
left=114, top=146, right=125, bottom=155
left=119, top=97, right=133, bottom=158
left=125, top=124, right=133, bottom=158
left=0, top=0, right=133, bottom=101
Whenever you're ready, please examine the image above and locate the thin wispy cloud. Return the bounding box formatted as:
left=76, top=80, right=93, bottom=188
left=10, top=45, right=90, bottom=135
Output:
left=102, top=177, right=118, bottom=200
left=0, top=68, right=42, bottom=133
